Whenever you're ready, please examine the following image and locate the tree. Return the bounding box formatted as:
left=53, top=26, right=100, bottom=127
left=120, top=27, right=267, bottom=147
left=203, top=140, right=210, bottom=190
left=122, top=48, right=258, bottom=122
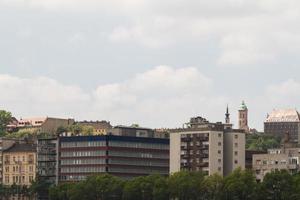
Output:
left=49, top=183, right=75, bottom=200
left=222, top=168, right=257, bottom=200
left=260, top=170, right=294, bottom=200
left=82, top=126, right=94, bottom=136
left=0, top=110, right=12, bottom=135
left=168, top=171, right=204, bottom=200
left=69, top=174, right=124, bottom=200
left=201, top=174, right=224, bottom=200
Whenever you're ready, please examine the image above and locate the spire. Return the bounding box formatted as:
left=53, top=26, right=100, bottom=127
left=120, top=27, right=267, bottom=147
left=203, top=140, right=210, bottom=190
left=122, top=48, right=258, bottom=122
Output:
left=225, top=104, right=230, bottom=124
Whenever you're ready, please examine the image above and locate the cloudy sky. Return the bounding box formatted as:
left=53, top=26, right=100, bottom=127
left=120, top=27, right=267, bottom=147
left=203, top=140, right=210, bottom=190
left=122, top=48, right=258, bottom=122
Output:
left=1, top=0, right=300, bottom=130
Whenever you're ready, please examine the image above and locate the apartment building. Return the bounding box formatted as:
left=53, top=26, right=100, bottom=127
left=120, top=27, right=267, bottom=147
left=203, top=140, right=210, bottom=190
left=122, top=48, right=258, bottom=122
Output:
left=109, top=125, right=155, bottom=138
left=2, top=143, right=36, bottom=186
left=170, top=116, right=245, bottom=176
left=253, top=147, right=300, bottom=181
left=0, top=138, right=17, bottom=184
left=58, top=135, right=169, bottom=182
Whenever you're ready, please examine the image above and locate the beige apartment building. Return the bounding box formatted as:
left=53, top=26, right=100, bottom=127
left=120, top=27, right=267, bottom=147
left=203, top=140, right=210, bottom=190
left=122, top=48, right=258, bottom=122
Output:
left=0, top=138, right=16, bottom=184
left=2, top=143, right=37, bottom=186
left=170, top=116, right=245, bottom=176
left=253, top=147, right=300, bottom=181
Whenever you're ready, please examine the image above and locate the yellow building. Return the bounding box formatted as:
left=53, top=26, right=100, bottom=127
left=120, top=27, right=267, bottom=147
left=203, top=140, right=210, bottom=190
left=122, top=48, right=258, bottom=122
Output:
left=2, top=143, right=36, bottom=186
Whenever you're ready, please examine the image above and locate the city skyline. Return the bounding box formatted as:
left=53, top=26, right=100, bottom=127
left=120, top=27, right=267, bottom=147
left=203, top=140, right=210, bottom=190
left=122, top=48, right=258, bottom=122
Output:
left=1, top=0, right=300, bottom=131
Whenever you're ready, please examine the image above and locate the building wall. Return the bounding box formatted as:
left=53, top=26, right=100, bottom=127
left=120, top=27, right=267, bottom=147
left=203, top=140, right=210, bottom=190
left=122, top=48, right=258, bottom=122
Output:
left=208, top=131, right=223, bottom=175
left=223, top=131, right=245, bottom=176
left=0, top=139, right=16, bottom=184
left=169, top=133, right=181, bottom=174
left=264, top=122, right=300, bottom=143
left=41, top=118, right=74, bottom=135
left=253, top=148, right=300, bottom=181
left=2, top=151, right=36, bottom=186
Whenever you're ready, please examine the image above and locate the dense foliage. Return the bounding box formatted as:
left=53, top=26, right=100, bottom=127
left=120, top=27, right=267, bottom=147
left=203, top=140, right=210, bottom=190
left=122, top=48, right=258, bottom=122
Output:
left=0, top=110, right=12, bottom=136
left=48, top=169, right=300, bottom=200
left=246, top=133, right=281, bottom=151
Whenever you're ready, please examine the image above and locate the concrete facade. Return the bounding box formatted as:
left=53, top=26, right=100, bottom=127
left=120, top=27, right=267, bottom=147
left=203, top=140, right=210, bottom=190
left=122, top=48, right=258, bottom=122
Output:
left=253, top=147, right=300, bottom=181
left=170, top=118, right=245, bottom=176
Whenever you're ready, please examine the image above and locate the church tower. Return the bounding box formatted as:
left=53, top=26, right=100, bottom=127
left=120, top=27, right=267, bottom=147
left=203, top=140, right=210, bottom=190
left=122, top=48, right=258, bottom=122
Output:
left=238, top=100, right=249, bottom=133
left=224, top=105, right=233, bottom=129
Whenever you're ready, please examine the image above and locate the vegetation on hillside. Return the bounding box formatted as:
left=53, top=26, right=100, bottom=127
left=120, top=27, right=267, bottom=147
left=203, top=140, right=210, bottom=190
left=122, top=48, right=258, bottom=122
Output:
left=246, top=133, right=281, bottom=151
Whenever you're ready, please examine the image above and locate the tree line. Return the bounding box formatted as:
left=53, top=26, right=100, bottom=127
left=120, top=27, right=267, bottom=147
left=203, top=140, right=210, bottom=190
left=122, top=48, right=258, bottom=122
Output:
left=48, top=169, right=300, bottom=200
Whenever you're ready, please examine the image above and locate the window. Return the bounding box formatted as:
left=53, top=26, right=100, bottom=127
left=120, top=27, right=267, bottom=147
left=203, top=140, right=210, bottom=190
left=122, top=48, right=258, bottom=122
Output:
left=218, top=159, right=222, bottom=163
left=218, top=133, right=222, bottom=138
left=218, top=167, right=222, bottom=171
left=234, top=151, right=238, bottom=156
left=234, top=160, right=238, bottom=164
left=218, top=142, right=222, bottom=146
left=234, top=143, right=238, bottom=147
left=218, top=150, right=221, bottom=154
left=234, top=135, right=238, bottom=139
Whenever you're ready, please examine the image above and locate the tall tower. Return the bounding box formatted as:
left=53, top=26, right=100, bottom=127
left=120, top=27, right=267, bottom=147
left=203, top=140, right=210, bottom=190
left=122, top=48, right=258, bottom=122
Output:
left=225, top=105, right=230, bottom=124
left=238, top=100, right=249, bottom=133
left=224, top=105, right=233, bottom=129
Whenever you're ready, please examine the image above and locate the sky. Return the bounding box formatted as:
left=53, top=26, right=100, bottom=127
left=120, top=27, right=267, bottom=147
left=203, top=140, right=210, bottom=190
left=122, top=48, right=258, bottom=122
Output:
left=1, top=0, right=300, bottom=131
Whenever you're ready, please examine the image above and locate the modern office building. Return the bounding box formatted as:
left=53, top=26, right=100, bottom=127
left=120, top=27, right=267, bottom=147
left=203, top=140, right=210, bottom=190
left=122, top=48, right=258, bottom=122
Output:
left=170, top=115, right=245, bottom=176
left=2, top=142, right=36, bottom=186
left=264, top=109, right=300, bottom=143
left=58, top=135, right=169, bottom=182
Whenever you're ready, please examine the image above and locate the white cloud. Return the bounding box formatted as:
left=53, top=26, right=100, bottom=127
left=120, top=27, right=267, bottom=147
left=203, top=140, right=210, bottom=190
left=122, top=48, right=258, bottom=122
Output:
left=0, top=66, right=229, bottom=128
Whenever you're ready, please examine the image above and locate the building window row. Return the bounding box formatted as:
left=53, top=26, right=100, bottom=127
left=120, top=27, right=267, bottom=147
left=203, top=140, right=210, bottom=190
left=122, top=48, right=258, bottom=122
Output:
left=109, top=141, right=169, bottom=150
left=109, top=159, right=169, bottom=167
left=108, top=167, right=168, bottom=174
left=61, top=150, right=106, bottom=157
left=108, top=151, right=169, bottom=159
left=60, top=166, right=105, bottom=173
left=61, top=141, right=106, bottom=148
left=61, top=158, right=106, bottom=165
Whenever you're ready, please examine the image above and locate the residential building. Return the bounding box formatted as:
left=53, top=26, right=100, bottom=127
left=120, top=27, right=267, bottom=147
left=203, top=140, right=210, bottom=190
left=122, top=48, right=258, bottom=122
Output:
left=0, top=138, right=17, bottom=184
left=58, top=135, right=169, bottom=182
left=109, top=125, right=154, bottom=138
left=11, top=117, right=74, bottom=135
left=170, top=115, right=245, bottom=176
left=37, top=138, right=58, bottom=200
left=253, top=147, right=300, bottom=181
left=264, top=109, right=300, bottom=143
left=77, top=120, right=112, bottom=135
left=238, top=101, right=249, bottom=133
left=245, top=150, right=267, bottom=170
left=2, top=142, right=36, bottom=186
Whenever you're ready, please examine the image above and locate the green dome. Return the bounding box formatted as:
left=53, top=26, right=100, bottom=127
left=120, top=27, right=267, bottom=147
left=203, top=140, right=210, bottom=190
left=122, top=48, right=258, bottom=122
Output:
left=239, top=101, right=248, bottom=110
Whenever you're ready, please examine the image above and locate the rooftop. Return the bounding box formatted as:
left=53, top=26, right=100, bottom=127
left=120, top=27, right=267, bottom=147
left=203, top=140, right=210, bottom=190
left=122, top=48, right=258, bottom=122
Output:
left=265, top=109, right=300, bottom=123
left=3, top=143, right=36, bottom=153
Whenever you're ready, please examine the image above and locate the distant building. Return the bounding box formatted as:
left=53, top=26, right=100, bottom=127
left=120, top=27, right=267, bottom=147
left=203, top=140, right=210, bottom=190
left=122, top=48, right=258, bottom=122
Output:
left=0, top=138, right=17, bottom=184
left=2, top=142, right=36, bottom=186
left=264, top=109, right=300, bottom=143
left=238, top=101, right=249, bottom=133
left=253, top=147, right=300, bottom=181
left=170, top=115, right=245, bottom=176
left=109, top=125, right=154, bottom=138
left=154, top=129, right=170, bottom=139
left=58, top=135, right=169, bottom=182
left=77, top=120, right=112, bottom=135
left=245, top=150, right=267, bottom=170
left=17, top=117, right=75, bottom=135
